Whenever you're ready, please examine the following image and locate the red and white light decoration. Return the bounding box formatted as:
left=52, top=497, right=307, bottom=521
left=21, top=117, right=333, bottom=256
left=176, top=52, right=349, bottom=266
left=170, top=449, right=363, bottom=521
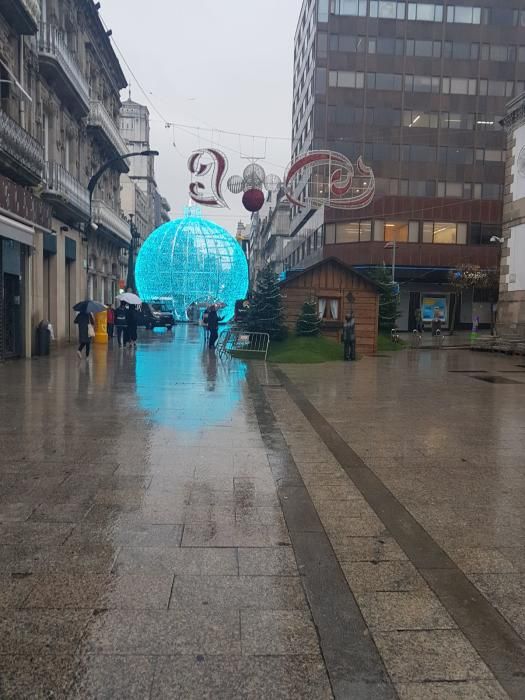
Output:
left=188, top=148, right=375, bottom=213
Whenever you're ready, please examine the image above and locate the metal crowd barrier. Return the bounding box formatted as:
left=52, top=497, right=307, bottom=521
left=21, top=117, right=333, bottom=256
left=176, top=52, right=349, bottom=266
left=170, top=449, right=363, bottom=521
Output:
left=218, top=330, right=270, bottom=361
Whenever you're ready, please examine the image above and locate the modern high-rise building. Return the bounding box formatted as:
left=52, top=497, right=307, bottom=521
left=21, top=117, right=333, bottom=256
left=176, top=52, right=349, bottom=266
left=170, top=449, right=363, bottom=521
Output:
left=288, top=0, right=525, bottom=330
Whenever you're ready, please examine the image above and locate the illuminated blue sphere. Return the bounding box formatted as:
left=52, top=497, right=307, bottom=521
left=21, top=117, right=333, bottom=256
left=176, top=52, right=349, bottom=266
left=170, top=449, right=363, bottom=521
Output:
left=135, top=208, right=249, bottom=322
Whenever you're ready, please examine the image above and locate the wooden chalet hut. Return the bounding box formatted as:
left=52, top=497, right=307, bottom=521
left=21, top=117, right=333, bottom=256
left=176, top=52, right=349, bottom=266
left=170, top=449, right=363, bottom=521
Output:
left=280, top=257, right=380, bottom=355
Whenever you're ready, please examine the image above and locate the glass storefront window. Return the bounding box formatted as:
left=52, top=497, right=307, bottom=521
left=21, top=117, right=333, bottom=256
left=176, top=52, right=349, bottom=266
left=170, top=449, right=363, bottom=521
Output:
left=384, top=222, right=409, bottom=242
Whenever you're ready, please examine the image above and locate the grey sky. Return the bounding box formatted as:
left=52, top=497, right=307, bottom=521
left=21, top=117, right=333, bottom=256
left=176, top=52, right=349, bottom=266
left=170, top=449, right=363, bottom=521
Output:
left=100, top=0, right=303, bottom=233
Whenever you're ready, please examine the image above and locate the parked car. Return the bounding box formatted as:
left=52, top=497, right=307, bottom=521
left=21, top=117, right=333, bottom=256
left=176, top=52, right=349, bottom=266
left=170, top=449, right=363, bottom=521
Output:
left=136, top=302, right=175, bottom=330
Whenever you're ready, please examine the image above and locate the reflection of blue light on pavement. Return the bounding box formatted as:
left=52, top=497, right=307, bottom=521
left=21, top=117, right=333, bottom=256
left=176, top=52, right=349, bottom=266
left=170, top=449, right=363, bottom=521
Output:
left=135, top=328, right=247, bottom=432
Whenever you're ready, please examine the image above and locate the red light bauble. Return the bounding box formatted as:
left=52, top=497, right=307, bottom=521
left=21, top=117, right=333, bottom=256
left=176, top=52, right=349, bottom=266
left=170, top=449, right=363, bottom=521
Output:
left=242, top=188, right=265, bottom=213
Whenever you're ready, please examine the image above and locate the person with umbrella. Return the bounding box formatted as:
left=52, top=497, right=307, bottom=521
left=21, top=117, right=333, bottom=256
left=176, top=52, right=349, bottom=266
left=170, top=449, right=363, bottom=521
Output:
left=126, top=303, right=138, bottom=349
left=73, top=300, right=105, bottom=359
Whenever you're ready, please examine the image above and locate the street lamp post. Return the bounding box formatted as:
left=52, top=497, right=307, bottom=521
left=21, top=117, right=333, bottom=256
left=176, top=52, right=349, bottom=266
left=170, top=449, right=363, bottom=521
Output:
left=384, top=239, right=397, bottom=283
left=85, top=149, right=159, bottom=297
left=490, top=235, right=505, bottom=337
left=126, top=213, right=141, bottom=293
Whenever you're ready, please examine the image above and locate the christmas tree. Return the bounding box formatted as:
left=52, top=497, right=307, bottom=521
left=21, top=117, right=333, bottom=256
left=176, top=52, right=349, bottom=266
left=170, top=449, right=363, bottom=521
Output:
left=365, top=265, right=400, bottom=331
left=243, top=265, right=287, bottom=340
left=296, top=298, right=321, bottom=337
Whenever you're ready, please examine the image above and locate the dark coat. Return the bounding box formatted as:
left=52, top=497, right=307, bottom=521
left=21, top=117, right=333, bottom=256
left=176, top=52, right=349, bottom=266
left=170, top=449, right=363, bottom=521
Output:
left=74, top=312, right=94, bottom=344
left=207, top=308, right=222, bottom=331
left=342, top=317, right=356, bottom=343
left=126, top=306, right=137, bottom=332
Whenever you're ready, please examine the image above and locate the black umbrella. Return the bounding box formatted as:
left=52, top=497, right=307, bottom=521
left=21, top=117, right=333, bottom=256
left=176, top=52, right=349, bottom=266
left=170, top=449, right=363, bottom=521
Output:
left=73, top=300, right=106, bottom=314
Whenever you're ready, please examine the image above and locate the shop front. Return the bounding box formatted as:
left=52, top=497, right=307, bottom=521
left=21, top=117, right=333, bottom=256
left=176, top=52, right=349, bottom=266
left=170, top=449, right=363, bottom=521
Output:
left=0, top=215, right=32, bottom=360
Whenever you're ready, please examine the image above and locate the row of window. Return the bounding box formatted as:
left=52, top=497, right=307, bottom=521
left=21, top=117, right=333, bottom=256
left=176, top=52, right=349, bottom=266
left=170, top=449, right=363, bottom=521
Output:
left=284, top=220, right=501, bottom=268
left=284, top=219, right=502, bottom=269
left=379, top=179, right=503, bottom=200
left=341, top=142, right=504, bottom=166
left=328, top=106, right=502, bottom=131
left=326, top=220, right=468, bottom=245
left=322, top=0, right=525, bottom=27
left=326, top=34, right=524, bottom=63
left=327, top=70, right=524, bottom=98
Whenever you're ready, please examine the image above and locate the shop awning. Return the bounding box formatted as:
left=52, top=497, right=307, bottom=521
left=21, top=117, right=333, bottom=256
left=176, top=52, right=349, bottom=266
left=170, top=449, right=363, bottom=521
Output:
left=0, top=214, right=34, bottom=247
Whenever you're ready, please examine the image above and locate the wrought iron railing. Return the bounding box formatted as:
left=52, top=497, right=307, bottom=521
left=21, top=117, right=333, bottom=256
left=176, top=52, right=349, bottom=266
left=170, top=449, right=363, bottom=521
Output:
left=0, top=110, right=44, bottom=180
left=88, top=101, right=128, bottom=156
left=38, top=24, right=90, bottom=108
left=43, top=162, right=90, bottom=218
left=92, top=199, right=131, bottom=244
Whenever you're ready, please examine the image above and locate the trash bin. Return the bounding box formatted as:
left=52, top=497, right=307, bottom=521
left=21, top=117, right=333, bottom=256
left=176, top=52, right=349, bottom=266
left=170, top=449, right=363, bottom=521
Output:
left=36, top=321, right=51, bottom=356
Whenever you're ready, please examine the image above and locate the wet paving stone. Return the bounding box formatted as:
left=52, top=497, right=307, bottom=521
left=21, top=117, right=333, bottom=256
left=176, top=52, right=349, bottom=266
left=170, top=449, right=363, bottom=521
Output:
left=82, top=608, right=241, bottom=656
left=69, top=654, right=158, bottom=700
left=371, top=630, right=494, bottom=682
left=169, top=575, right=307, bottom=610
left=240, top=609, right=320, bottom=656
left=151, top=655, right=332, bottom=700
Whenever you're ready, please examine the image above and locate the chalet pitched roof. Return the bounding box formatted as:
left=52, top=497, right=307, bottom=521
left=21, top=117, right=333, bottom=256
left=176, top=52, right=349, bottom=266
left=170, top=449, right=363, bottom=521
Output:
left=280, top=256, right=382, bottom=292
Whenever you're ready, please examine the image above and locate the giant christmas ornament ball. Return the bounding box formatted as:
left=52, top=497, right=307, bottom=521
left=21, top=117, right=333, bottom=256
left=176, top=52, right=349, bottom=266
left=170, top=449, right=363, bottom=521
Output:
left=135, top=208, right=249, bottom=322
left=242, top=188, right=265, bottom=213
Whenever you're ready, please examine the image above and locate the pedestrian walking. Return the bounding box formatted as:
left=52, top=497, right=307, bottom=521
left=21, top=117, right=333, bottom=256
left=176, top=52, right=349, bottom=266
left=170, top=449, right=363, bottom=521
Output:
left=126, top=304, right=138, bottom=348
left=415, top=307, right=424, bottom=334
left=202, top=306, right=211, bottom=343
left=115, top=301, right=128, bottom=347
left=342, top=312, right=356, bottom=361
left=207, top=304, right=223, bottom=350
left=75, top=310, right=95, bottom=359
left=106, top=303, right=115, bottom=339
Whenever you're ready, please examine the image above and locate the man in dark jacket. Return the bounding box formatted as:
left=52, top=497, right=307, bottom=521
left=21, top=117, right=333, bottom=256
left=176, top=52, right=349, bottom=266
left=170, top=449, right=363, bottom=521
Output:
left=342, top=312, right=356, bottom=361
left=115, top=302, right=128, bottom=347
left=207, top=305, right=223, bottom=349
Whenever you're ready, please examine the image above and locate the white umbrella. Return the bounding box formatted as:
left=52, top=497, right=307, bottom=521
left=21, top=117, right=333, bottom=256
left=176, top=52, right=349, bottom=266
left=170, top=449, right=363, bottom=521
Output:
left=117, top=292, right=142, bottom=305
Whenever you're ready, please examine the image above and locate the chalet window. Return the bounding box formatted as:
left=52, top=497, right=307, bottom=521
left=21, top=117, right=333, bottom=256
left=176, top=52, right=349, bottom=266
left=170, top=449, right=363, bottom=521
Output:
left=319, top=298, right=340, bottom=320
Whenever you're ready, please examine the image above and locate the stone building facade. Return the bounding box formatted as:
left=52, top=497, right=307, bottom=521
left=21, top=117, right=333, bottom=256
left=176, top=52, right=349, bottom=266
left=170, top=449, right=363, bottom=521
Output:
left=0, top=0, right=135, bottom=359
left=120, top=97, right=170, bottom=240
left=500, top=94, right=525, bottom=336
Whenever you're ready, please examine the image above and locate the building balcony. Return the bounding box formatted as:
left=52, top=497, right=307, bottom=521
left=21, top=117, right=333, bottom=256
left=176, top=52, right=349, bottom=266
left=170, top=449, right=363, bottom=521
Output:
left=87, top=101, right=129, bottom=170
left=1, top=0, right=40, bottom=34
left=42, top=162, right=90, bottom=224
left=0, top=173, right=52, bottom=229
left=0, top=109, right=44, bottom=186
left=38, top=24, right=90, bottom=115
left=92, top=199, right=131, bottom=245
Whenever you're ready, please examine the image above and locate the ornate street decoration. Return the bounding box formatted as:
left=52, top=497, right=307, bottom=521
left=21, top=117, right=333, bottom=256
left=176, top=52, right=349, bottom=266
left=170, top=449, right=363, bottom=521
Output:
left=135, top=206, right=249, bottom=322
left=187, top=147, right=375, bottom=213
left=284, top=151, right=375, bottom=210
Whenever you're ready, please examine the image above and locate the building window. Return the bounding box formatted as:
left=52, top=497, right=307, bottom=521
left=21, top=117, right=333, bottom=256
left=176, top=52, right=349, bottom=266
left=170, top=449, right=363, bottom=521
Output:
left=374, top=221, right=385, bottom=241
left=325, top=224, right=336, bottom=244
left=430, top=222, right=467, bottom=244
left=370, top=1, right=405, bottom=19
left=334, top=221, right=372, bottom=243
left=407, top=3, right=443, bottom=22
left=329, top=71, right=365, bottom=88
left=409, top=221, right=419, bottom=242
left=334, top=0, right=367, bottom=15
left=384, top=222, right=409, bottom=242
left=319, top=298, right=341, bottom=321
left=447, top=6, right=481, bottom=24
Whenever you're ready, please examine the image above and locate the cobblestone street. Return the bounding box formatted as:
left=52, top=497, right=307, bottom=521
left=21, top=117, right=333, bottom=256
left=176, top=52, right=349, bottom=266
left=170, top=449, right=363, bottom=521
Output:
left=1, top=327, right=525, bottom=698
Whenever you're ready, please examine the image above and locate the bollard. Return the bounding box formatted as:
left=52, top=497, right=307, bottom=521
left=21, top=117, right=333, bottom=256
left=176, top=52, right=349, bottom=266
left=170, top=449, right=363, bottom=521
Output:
left=94, top=310, right=108, bottom=345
